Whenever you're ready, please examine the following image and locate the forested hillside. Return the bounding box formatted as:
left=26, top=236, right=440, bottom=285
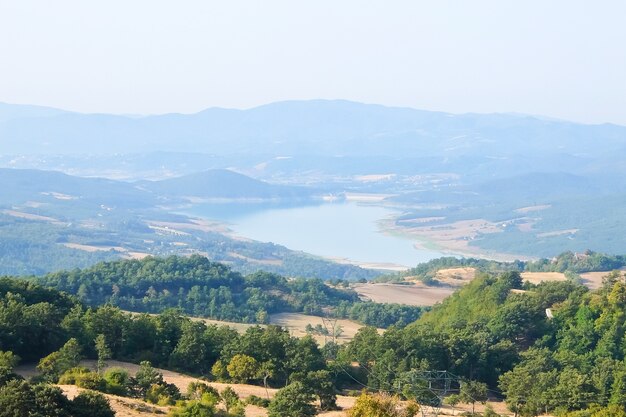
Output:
left=2, top=261, right=626, bottom=415
left=340, top=269, right=626, bottom=416
left=35, top=255, right=424, bottom=328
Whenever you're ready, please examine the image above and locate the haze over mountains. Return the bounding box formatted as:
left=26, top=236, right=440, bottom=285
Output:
left=1, top=99, right=625, bottom=265
left=2, top=99, right=625, bottom=162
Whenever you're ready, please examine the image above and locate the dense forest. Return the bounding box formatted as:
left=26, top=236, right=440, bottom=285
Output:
left=34, top=255, right=425, bottom=328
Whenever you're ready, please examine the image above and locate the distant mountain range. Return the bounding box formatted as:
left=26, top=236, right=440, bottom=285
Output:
left=1, top=100, right=625, bottom=260
left=2, top=100, right=624, bottom=161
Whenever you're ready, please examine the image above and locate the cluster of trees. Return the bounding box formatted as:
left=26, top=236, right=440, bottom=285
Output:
left=0, top=350, right=115, bottom=417
left=0, top=277, right=342, bottom=413
left=34, top=255, right=424, bottom=328
left=36, top=255, right=359, bottom=322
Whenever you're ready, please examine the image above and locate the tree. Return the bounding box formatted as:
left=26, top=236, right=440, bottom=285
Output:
left=307, top=370, right=337, bottom=411
left=227, top=354, right=259, bottom=384
left=94, top=334, right=111, bottom=375
left=32, top=384, right=72, bottom=417
left=132, top=361, right=164, bottom=397
left=0, top=352, right=20, bottom=387
left=37, top=338, right=82, bottom=381
left=592, top=404, right=626, bottom=417
left=258, top=361, right=275, bottom=399
left=211, top=360, right=229, bottom=381
left=0, top=379, right=35, bottom=417
left=103, top=367, right=130, bottom=396
left=71, top=390, right=115, bottom=417
left=348, top=392, right=419, bottom=417
left=268, top=381, right=316, bottom=417
left=460, top=380, right=488, bottom=414
left=220, top=386, right=239, bottom=413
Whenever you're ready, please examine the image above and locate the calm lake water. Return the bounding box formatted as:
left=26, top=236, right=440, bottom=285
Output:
left=188, top=202, right=444, bottom=268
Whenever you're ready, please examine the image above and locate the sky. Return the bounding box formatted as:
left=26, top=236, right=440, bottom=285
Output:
left=1, top=1, right=625, bottom=125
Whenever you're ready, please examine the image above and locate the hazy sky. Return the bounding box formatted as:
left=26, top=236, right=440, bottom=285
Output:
left=1, top=1, right=625, bottom=124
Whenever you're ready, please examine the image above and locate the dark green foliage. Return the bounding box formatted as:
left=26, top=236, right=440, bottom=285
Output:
left=0, top=379, right=36, bottom=417
left=268, top=381, right=316, bottom=417
left=37, top=256, right=359, bottom=323
left=338, top=302, right=426, bottom=328
left=245, top=395, right=270, bottom=408
left=31, top=384, right=72, bottom=417
left=0, top=279, right=77, bottom=361
left=103, top=367, right=131, bottom=396
left=71, top=390, right=115, bottom=417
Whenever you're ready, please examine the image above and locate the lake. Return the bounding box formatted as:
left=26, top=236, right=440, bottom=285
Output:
left=188, top=201, right=445, bottom=268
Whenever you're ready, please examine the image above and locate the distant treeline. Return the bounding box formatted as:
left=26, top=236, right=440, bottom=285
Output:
left=33, top=255, right=424, bottom=328
left=377, top=250, right=626, bottom=285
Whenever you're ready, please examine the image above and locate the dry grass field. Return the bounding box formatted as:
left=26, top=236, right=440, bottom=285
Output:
left=269, top=312, right=368, bottom=344
left=352, top=282, right=456, bottom=306
left=522, top=271, right=616, bottom=290
left=188, top=312, right=369, bottom=344
left=434, top=267, right=477, bottom=287
left=18, top=360, right=357, bottom=417
left=579, top=270, right=618, bottom=290
left=17, top=360, right=522, bottom=417
left=520, top=272, right=568, bottom=285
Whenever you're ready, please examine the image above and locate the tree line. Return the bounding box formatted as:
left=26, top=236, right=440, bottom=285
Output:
left=33, top=255, right=425, bottom=328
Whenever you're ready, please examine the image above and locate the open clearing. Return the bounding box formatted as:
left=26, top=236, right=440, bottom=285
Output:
left=191, top=313, right=368, bottom=344
left=434, top=267, right=476, bottom=286
left=522, top=271, right=616, bottom=290
left=352, top=282, right=455, bottom=306
left=521, top=272, right=567, bottom=285
left=269, top=312, right=367, bottom=343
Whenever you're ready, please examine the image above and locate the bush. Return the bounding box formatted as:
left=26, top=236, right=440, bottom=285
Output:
left=246, top=395, right=270, bottom=408
left=59, top=367, right=105, bottom=391
left=186, top=381, right=219, bottom=401
left=103, top=368, right=130, bottom=396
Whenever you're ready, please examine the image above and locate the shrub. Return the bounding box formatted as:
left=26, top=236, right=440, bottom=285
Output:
left=103, top=368, right=130, bottom=396
left=245, top=395, right=270, bottom=408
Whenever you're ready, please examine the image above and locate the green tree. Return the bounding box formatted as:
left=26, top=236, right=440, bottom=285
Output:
left=103, top=367, right=130, bottom=396
left=0, top=379, right=35, bottom=417
left=32, top=384, right=72, bottom=417
left=132, top=361, right=164, bottom=397
left=94, top=334, right=111, bottom=375
left=71, top=390, right=115, bottom=417
left=268, top=381, right=316, bottom=417
left=227, top=354, right=259, bottom=384
left=220, top=386, right=239, bottom=413
left=460, top=380, right=488, bottom=414
left=37, top=338, right=82, bottom=381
